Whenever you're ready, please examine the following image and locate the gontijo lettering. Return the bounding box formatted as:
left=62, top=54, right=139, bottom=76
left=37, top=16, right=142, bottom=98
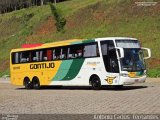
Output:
left=30, top=63, right=55, bottom=69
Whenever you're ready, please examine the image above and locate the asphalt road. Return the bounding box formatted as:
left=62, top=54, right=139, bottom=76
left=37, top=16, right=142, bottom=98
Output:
left=0, top=78, right=160, bottom=115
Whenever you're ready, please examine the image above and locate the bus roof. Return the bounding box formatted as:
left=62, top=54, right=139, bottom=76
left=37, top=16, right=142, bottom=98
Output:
left=11, top=37, right=137, bottom=52
left=11, top=39, right=83, bottom=52
left=96, top=37, right=137, bottom=41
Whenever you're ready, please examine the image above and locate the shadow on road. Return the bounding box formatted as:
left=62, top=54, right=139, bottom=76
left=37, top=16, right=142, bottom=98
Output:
left=16, top=85, right=148, bottom=91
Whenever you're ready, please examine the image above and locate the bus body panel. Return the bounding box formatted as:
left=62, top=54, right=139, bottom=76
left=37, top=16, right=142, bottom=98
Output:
left=11, top=61, right=62, bottom=86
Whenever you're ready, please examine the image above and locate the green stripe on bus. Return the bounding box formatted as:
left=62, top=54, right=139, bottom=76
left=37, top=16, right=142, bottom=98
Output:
left=82, top=39, right=95, bottom=44
left=62, top=58, right=85, bottom=80
left=71, top=39, right=95, bottom=45
left=136, top=71, right=144, bottom=76
left=52, top=60, right=73, bottom=81
left=71, top=41, right=82, bottom=45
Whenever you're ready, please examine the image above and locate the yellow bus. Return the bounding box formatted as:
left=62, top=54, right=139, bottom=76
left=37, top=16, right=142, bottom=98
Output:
left=10, top=37, right=151, bottom=89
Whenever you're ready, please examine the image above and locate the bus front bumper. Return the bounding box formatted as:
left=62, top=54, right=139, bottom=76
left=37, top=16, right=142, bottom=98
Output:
left=120, top=75, right=146, bottom=85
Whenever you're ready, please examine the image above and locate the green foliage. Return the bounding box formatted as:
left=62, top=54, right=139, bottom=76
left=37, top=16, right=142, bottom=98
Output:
left=148, top=67, right=160, bottom=78
left=0, top=0, right=160, bottom=77
left=49, top=3, right=66, bottom=32
left=0, top=69, right=9, bottom=77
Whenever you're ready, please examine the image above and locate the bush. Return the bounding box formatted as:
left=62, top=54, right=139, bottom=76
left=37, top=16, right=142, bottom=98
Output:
left=49, top=3, right=66, bottom=32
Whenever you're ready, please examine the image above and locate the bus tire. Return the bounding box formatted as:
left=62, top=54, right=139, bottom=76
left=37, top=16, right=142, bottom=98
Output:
left=24, top=77, right=32, bottom=89
left=32, top=77, right=40, bottom=90
left=90, top=75, right=101, bottom=90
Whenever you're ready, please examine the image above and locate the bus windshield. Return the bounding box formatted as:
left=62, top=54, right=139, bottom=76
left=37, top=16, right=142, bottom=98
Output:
left=120, top=48, right=145, bottom=71
left=116, top=40, right=145, bottom=72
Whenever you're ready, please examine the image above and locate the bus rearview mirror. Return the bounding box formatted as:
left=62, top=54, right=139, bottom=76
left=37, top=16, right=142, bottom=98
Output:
left=141, top=47, right=151, bottom=59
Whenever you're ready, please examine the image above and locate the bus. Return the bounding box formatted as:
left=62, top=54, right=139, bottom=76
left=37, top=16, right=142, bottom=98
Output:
left=10, top=37, right=151, bottom=89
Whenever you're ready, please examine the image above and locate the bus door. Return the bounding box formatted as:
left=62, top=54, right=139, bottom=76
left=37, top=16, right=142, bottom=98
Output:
left=100, top=41, right=120, bottom=84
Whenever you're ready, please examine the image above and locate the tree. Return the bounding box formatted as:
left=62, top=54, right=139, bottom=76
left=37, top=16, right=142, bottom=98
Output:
left=41, top=0, right=44, bottom=6
left=0, top=0, right=69, bottom=14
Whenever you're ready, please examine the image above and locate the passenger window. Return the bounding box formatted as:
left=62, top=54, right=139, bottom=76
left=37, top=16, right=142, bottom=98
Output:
left=31, top=51, right=39, bottom=62
left=12, top=52, right=19, bottom=64
left=41, top=50, right=47, bottom=61
left=54, top=48, right=61, bottom=60
left=39, top=51, right=43, bottom=61
left=20, top=51, right=30, bottom=63
left=68, top=45, right=83, bottom=59
left=53, top=49, right=56, bottom=60
left=47, top=50, right=52, bottom=61
left=61, top=47, right=68, bottom=59
left=83, top=43, right=99, bottom=57
left=40, top=49, right=52, bottom=61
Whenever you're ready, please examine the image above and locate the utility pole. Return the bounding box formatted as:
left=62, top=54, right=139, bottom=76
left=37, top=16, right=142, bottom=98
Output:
left=41, top=0, right=44, bottom=6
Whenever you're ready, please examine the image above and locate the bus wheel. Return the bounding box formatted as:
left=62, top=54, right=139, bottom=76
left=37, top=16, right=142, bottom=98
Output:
left=32, top=77, right=40, bottom=90
left=24, top=77, right=32, bottom=89
left=90, top=76, right=101, bottom=90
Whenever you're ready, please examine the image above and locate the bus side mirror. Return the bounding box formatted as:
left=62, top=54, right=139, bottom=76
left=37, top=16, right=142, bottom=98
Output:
left=142, top=47, right=151, bottom=59
left=115, top=47, right=124, bottom=59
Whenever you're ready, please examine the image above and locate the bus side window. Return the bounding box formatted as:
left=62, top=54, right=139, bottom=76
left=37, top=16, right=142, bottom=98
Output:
left=40, top=49, right=52, bottom=61
left=39, top=50, right=47, bottom=61
left=31, top=51, right=39, bottom=62
left=83, top=43, right=98, bottom=58
left=68, top=45, right=83, bottom=59
left=47, top=50, right=52, bottom=61
left=39, top=51, right=43, bottom=61
left=20, top=51, right=30, bottom=63
left=68, top=46, right=74, bottom=58
left=55, top=48, right=61, bottom=60
left=53, top=49, right=56, bottom=60
left=12, top=52, right=19, bottom=64
left=76, top=46, right=83, bottom=58
left=61, top=47, right=68, bottom=59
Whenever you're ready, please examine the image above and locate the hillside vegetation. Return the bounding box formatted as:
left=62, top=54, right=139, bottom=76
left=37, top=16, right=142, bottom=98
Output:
left=0, top=0, right=160, bottom=77
left=0, top=0, right=67, bottom=14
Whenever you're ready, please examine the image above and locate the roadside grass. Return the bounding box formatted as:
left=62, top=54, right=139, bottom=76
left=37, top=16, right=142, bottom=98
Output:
left=148, top=67, right=160, bottom=78
left=0, top=0, right=160, bottom=77
left=0, top=69, right=10, bottom=77
left=56, top=0, right=101, bottom=16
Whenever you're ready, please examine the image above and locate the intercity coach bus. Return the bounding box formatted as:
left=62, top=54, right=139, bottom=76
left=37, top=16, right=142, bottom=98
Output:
left=10, top=37, right=151, bottom=89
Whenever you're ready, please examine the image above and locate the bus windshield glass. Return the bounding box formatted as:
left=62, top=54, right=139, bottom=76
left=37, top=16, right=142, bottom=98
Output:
left=116, top=40, right=145, bottom=71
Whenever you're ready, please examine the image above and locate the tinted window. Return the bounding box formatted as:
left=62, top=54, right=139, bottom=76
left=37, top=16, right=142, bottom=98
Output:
left=31, top=51, right=39, bottom=62
left=20, top=51, right=30, bottom=63
left=12, top=52, right=19, bottom=64
left=11, top=42, right=100, bottom=64
left=61, top=47, right=68, bottom=59
left=54, top=48, right=61, bottom=60
left=68, top=45, right=83, bottom=59
left=40, top=49, right=52, bottom=61
left=83, top=43, right=99, bottom=57
left=101, top=41, right=119, bottom=73
left=116, top=40, right=140, bottom=48
left=46, top=50, right=52, bottom=61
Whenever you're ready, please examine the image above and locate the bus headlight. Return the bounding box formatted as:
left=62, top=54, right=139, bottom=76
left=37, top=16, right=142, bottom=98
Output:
left=120, top=73, right=128, bottom=77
